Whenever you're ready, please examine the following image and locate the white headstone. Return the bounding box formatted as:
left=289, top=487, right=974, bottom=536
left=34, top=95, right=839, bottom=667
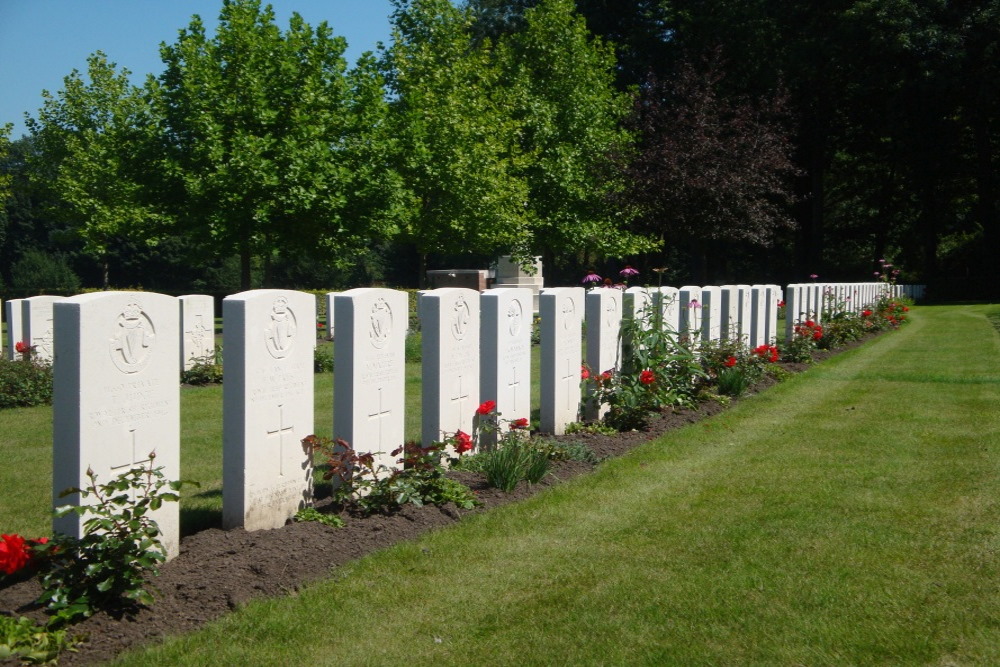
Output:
left=222, top=290, right=315, bottom=531
left=700, top=286, right=722, bottom=342
left=784, top=284, right=805, bottom=341
left=178, top=295, right=215, bottom=371
left=324, top=292, right=339, bottom=340
left=481, top=288, right=533, bottom=444
left=4, top=298, right=23, bottom=360
left=735, top=285, right=753, bottom=345
left=584, top=288, right=622, bottom=421
left=719, top=286, right=740, bottom=341
left=52, top=292, right=181, bottom=558
left=653, top=287, right=680, bottom=334
left=21, top=295, right=64, bottom=362
left=421, top=288, right=480, bottom=447
left=333, top=289, right=408, bottom=471
left=540, top=287, right=584, bottom=435
left=763, top=285, right=779, bottom=344
left=678, top=286, right=703, bottom=341
left=749, top=285, right=768, bottom=348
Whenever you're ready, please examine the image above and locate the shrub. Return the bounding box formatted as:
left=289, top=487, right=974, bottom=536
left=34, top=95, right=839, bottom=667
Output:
left=9, top=249, right=81, bottom=292
left=313, top=343, right=334, bottom=373
left=180, top=349, right=223, bottom=385
left=0, top=615, right=76, bottom=664
left=404, top=331, right=422, bottom=363
left=0, top=352, right=53, bottom=409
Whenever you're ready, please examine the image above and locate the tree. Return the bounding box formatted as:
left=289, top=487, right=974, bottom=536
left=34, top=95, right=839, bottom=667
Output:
left=0, top=124, right=12, bottom=206
left=25, top=53, right=163, bottom=287
left=157, top=0, right=398, bottom=289
left=622, top=53, right=798, bottom=280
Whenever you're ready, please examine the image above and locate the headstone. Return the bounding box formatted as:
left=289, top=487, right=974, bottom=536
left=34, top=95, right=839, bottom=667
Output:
left=426, top=270, right=488, bottom=292
left=480, top=288, right=533, bottom=445
left=178, top=295, right=215, bottom=371
left=784, top=284, right=804, bottom=341
left=493, top=255, right=544, bottom=313
left=653, top=287, right=680, bottom=334
left=749, top=285, right=768, bottom=347
left=623, top=287, right=653, bottom=329
left=222, top=290, right=315, bottom=531
left=719, top=286, right=740, bottom=341
left=4, top=298, right=23, bottom=360
left=700, top=286, right=722, bottom=342
left=21, top=295, right=64, bottom=362
left=735, top=285, right=753, bottom=345
left=334, top=288, right=408, bottom=471
left=421, top=288, right=480, bottom=448
left=763, top=285, right=779, bottom=344
left=584, top=288, right=622, bottom=421
left=540, top=287, right=584, bottom=435
left=324, top=292, right=339, bottom=340
left=678, top=286, right=703, bottom=341
left=52, top=292, right=181, bottom=558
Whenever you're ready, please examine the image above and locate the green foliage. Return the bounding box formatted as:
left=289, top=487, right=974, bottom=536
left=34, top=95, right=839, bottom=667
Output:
left=564, top=421, right=617, bottom=436
left=313, top=344, right=334, bottom=373
left=783, top=320, right=822, bottom=363
left=698, top=338, right=768, bottom=398
left=0, top=615, right=76, bottom=664
left=0, top=123, right=12, bottom=205
left=180, top=349, right=223, bottom=385
left=404, top=331, right=422, bottom=363
left=469, top=410, right=551, bottom=491
left=39, top=458, right=193, bottom=626
left=533, top=439, right=601, bottom=464
left=293, top=507, right=345, bottom=529
left=0, top=354, right=53, bottom=409
left=9, top=248, right=81, bottom=292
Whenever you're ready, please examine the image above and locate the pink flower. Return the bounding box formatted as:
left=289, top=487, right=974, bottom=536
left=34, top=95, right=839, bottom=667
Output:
left=581, top=365, right=591, bottom=380
left=581, top=271, right=602, bottom=285
left=809, top=274, right=818, bottom=280
left=619, top=265, right=639, bottom=278
left=689, top=299, right=701, bottom=309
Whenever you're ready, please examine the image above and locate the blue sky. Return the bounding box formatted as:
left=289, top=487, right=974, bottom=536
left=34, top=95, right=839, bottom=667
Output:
left=0, top=0, right=397, bottom=139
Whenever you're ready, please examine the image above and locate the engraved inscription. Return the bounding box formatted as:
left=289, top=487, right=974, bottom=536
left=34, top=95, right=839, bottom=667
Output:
left=369, top=298, right=392, bottom=349
left=507, top=299, right=523, bottom=337
left=561, top=295, right=577, bottom=330
left=264, top=297, right=296, bottom=359
left=109, top=303, right=156, bottom=374
left=451, top=296, right=472, bottom=341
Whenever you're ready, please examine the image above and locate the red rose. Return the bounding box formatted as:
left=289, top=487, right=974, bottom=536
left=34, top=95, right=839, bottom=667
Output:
left=14, top=341, right=29, bottom=354
left=454, top=431, right=474, bottom=454
left=0, top=534, right=30, bottom=575
left=862, top=309, right=872, bottom=317
left=509, top=417, right=529, bottom=430
left=476, top=400, right=496, bottom=415
left=724, top=356, right=737, bottom=368
left=581, top=365, right=590, bottom=380
left=639, top=369, right=655, bottom=385
left=804, top=320, right=815, bottom=328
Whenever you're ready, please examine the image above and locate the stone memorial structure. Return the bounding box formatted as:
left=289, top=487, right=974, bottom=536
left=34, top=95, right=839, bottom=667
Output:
left=222, top=290, right=315, bottom=531
left=492, top=255, right=544, bottom=312
left=480, top=288, right=533, bottom=445
left=52, top=291, right=181, bottom=558
left=584, top=288, right=622, bottom=421
left=700, top=286, right=722, bottom=342
left=719, top=286, right=740, bottom=341
left=324, top=292, right=339, bottom=340
left=178, top=294, right=215, bottom=371
left=21, top=295, right=64, bottom=362
left=749, top=285, right=768, bottom=347
left=4, top=298, right=23, bottom=360
left=654, top=287, right=680, bottom=334
left=333, top=288, right=408, bottom=470
left=421, top=288, right=480, bottom=448
left=540, top=287, right=584, bottom=435
left=426, top=270, right=488, bottom=292
left=678, top=286, right=703, bottom=341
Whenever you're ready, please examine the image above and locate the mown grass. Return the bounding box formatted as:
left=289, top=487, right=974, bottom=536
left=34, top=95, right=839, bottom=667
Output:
left=0, top=340, right=543, bottom=537
left=109, top=304, right=1000, bottom=665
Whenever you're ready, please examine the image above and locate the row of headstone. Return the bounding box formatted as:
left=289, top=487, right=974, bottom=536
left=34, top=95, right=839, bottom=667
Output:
left=782, top=282, right=925, bottom=339
left=4, top=294, right=215, bottom=370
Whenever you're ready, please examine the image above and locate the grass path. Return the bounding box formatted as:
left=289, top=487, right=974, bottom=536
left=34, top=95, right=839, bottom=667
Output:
left=113, top=304, right=1000, bottom=665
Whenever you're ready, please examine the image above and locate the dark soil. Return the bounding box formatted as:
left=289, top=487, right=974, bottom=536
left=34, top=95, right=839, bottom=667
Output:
left=0, top=336, right=875, bottom=665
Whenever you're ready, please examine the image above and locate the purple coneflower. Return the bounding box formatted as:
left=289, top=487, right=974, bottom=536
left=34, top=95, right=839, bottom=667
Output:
left=581, top=271, right=602, bottom=286
left=619, top=265, right=639, bottom=279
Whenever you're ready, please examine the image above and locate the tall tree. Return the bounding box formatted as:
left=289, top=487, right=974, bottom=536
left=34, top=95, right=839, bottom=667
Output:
left=157, top=0, right=397, bottom=289
left=25, top=53, right=163, bottom=287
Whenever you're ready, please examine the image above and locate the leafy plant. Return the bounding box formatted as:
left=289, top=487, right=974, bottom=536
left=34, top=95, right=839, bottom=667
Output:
left=38, top=456, right=194, bottom=626
left=404, top=331, right=422, bottom=363
left=532, top=439, right=602, bottom=464
left=293, top=507, right=345, bottom=529
left=564, top=421, right=617, bottom=436
left=0, top=350, right=53, bottom=409
left=0, top=615, right=76, bottom=664
left=314, top=343, right=334, bottom=373
left=469, top=404, right=551, bottom=491
left=782, top=319, right=821, bottom=362
left=180, top=348, right=223, bottom=385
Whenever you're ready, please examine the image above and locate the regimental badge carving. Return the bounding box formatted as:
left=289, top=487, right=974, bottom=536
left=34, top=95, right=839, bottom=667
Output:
left=604, top=296, right=618, bottom=329
left=264, top=297, right=297, bottom=359
left=507, top=299, right=523, bottom=337
left=451, top=296, right=471, bottom=341
left=369, top=298, right=392, bottom=349
left=110, top=303, right=156, bottom=373
left=35, top=319, right=54, bottom=358
left=562, top=295, right=576, bottom=330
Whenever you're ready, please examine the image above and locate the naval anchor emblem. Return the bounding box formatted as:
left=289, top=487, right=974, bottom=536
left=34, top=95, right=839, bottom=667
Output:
left=265, top=296, right=297, bottom=359
left=369, top=298, right=392, bottom=349
left=110, top=303, right=156, bottom=373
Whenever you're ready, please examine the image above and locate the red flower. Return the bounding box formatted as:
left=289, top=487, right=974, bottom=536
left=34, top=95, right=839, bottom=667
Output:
left=0, top=534, right=30, bottom=575
left=724, top=356, right=737, bottom=368
left=581, top=365, right=591, bottom=380
left=509, top=417, right=529, bottom=430
left=600, top=371, right=612, bottom=383
left=777, top=300, right=786, bottom=308
left=14, top=341, right=29, bottom=354
left=903, top=306, right=909, bottom=312
left=639, top=369, right=655, bottom=385
left=752, top=345, right=769, bottom=357
left=862, top=309, right=873, bottom=317
left=454, top=431, right=474, bottom=454
left=476, top=400, right=496, bottom=415
left=804, top=320, right=815, bottom=328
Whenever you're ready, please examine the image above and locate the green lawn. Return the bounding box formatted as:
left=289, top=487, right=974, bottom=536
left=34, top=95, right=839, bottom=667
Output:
left=107, top=304, right=1000, bottom=665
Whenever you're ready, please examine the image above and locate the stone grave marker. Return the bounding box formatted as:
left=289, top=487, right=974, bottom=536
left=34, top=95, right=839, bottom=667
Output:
left=584, top=288, right=622, bottom=421
left=480, top=288, right=533, bottom=445
left=719, top=286, right=740, bottom=341
left=334, top=288, right=408, bottom=471
left=540, top=287, right=584, bottom=435
left=653, top=287, right=680, bottom=334
left=700, top=286, right=722, bottom=342
left=178, top=294, right=215, bottom=371
left=421, top=288, right=480, bottom=448
left=21, top=295, right=64, bottom=362
left=749, top=285, right=768, bottom=347
left=222, top=290, right=315, bottom=531
left=784, top=284, right=804, bottom=341
left=52, top=292, right=181, bottom=558
left=493, top=255, right=544, bottom=312
left=4, top=298, right=23, bottom=360
left=324, top=292, right=339, bottom=340
left=678, top=286, right=703, bottom=341
left=764, top=285, right=779, bottom=344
